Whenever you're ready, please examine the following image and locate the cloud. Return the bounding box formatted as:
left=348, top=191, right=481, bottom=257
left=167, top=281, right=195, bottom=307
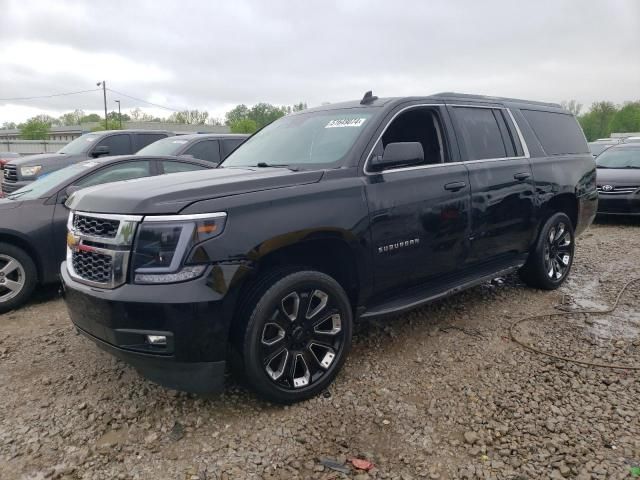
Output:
left=1, top=0, right=639, bottom=123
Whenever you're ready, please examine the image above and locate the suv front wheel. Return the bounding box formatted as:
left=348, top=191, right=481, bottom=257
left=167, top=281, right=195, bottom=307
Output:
left=241, top=270, right=353, bottom=403
left=519, top=212, right=575, bottom=290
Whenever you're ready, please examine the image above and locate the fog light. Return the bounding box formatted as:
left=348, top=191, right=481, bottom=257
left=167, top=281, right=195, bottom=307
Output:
left=146, top=335, right=167, bottom=346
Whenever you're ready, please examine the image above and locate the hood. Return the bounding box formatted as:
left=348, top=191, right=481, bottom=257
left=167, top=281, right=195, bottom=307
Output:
left=596, top=167, right=640, bottom=185
left=8, top=153, right=67, bottom=167
left=8, top=153, right=86, bottom=176
left=66, top=167, right=325, bottom=214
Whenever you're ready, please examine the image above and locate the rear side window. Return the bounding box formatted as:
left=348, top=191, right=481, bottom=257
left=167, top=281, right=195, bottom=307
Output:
left=95, top=134, right=132, bottom=155
left=74, top=161, right=151, bottom=187
left=135, top=133, right=168, bottom=151
left=453, top=107, right=508, bottom=160
left=184, top=140, right=221, bottom=164
left=521, top=110, right=588, bottom=155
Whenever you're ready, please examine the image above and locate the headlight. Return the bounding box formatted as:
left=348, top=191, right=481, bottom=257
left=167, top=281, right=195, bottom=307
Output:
left=132, top=212, right=227, bottom=284
left=20, top=165, right=42, bottom=177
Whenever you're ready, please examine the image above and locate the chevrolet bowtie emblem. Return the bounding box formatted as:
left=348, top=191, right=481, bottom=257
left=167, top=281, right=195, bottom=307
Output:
left=67, top=232, right=79, bottom=249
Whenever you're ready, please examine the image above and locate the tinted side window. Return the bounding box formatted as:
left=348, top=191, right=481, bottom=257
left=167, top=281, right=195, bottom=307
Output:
left=521, top=109, right=589, bottom=155
left=184, top=140, right=221, bottom=164
left=453, top=107, right=507, bottom=160
left=221, top=138, right=245, bottom=158
left=135, top=133, right=168, bottom=151
left=95, top=134, right=132, bottom=155
left=74, top=161, right=151, bottom=188
left=162, top=160, right=207, bottom=174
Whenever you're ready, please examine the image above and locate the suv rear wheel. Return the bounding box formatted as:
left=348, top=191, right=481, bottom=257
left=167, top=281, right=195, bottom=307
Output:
left=241, top=270, right=353, bottom=403
left=519, top=212, right=575, bottom=290
left=0, top=243, right=37, bottom=313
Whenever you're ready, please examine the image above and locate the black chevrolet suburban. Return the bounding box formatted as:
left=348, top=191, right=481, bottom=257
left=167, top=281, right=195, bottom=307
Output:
left=61, top=92, right=597, bottom=403
left=2, top=130, right=173, bottom=195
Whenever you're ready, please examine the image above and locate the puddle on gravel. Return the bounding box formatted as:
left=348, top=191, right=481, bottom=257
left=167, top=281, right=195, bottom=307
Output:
left=560, top=274, right=640, bottom=342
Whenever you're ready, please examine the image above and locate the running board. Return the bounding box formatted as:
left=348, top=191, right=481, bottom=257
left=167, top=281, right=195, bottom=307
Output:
left=360, top=262, right=524, bottom=320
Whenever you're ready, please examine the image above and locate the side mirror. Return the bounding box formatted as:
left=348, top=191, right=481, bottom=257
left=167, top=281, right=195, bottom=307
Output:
left=92, top=145, right=110, bottom=157
left=371, top=142, right=424, bottom=171
left=60, top=185, right=81, bottom=204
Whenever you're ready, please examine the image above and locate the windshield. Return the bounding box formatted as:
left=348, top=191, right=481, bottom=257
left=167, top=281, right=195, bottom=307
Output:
left=221, top=108, right=376, bottom=169
left=596, top=148, right=640, bottom=168
left=57, top=133, right=102, bottom=155
left=7, top=161, right=101, bottom=200
left=136, top=137, right=189, bottom=156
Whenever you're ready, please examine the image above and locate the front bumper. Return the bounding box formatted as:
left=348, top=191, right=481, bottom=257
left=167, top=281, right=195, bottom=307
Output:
left=597, top=194, right=640, bottom=216
left=61, top=262, right=244, bottom=394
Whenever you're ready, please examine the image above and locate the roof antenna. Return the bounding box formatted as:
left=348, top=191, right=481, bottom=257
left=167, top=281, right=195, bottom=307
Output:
left=360, top=90, right=378, bottom=105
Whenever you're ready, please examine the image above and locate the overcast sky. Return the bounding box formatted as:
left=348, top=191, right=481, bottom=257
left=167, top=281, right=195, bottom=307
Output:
left=1, top=0, right=639, bottom=124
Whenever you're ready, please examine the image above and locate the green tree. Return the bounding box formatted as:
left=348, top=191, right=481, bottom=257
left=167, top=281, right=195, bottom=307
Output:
left=80, top=113, right=102, bottom=123
left=249, top=103, right=286, bottom=128
left=59, top=109, right=85, bottom=126
left=91, top=119, right=124, bottom=131
left=2, top=121, right=18, bottom=129
left=230, top=118, right=258, bottom=134
left=225, top=104, right=250, bottom=126
left=107, top=111, right=131, bottom=122
left=560, top=100, right=582, bottom=116
left=20, top=116, right=52, bottom=139
left=609, top=101, right=640, bottom=134
left=578, top=102, right=618, bottom=141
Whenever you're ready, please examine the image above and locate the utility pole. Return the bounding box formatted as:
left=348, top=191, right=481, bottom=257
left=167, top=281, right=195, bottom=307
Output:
left=97, top=81, right=107, bottom=130
left=115, top=100, right=122, bottom=129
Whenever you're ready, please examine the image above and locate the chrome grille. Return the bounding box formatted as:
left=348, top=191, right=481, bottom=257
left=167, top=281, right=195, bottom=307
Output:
left=73, top=214, right=119, bottom=238
left=66, top=211, right=142, bottom=289
left=597, top=185, right=639, bottom=195
left=3, top=165, right=17, bottom=182
left=71, top=250, right=113, bottom=284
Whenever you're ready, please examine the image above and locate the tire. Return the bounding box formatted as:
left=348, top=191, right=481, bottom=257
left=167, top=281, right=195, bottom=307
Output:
left=0, top=243, right=38, bottom=314
left=241, top=269, right=353, bottom=403
left=519, top=212, right=575, bottom=290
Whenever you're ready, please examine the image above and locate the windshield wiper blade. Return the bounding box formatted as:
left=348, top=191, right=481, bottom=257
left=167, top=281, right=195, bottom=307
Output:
left=255, top=162, right=299, bottom=171
left=7, top=189, right=31, bottom=199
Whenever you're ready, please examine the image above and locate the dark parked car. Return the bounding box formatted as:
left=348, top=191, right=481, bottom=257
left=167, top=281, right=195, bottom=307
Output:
left=0, top=154, right=214, bottom=312
left=2, top=130, right=173, bottom=195
left=61, top=92, right=597, bottom=403
left=136, top=134, right=249, bottom=164
left=596, top=143, right=640, bottom=216
left=0, top=152, right=20, bottom=169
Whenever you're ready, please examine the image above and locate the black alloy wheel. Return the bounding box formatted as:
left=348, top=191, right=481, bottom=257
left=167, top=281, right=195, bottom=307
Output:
left=543, top=220, right=572, bottom=281
left=519, top=212, right=575, bottom=290
left=242, top=270, right=353, bottom=403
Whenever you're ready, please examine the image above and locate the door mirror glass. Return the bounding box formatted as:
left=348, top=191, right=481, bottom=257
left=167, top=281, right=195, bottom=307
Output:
left=59, top=185, right=81, bottom=204
left=371, top=142, right=424, bottom=170
left=92, top=145, right=110, bottom=157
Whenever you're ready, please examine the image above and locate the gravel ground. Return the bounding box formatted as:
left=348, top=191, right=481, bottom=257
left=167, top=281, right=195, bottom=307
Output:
left=1, top=219, right=639, bottom=480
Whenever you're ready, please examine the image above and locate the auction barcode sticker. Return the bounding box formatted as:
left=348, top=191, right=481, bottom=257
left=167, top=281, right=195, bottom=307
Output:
left=325, top=118, right=367, bottom=128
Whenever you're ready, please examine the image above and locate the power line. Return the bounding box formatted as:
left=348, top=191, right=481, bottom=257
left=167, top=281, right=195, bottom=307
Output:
left=0, top=88, right=101, bottom=102
left=106, top=88, right=183, bottom=112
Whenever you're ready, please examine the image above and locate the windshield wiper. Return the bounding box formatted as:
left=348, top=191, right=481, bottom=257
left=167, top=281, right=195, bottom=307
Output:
left=7, top=189, right=31, bottom=199
left=255, top=162, right=299, bottom=171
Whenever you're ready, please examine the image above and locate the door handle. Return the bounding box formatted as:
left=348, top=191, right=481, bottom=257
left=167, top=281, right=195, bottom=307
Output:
left=444, top=181, right=466, bottom=192
left=513, top=172, right=531, bottom=181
